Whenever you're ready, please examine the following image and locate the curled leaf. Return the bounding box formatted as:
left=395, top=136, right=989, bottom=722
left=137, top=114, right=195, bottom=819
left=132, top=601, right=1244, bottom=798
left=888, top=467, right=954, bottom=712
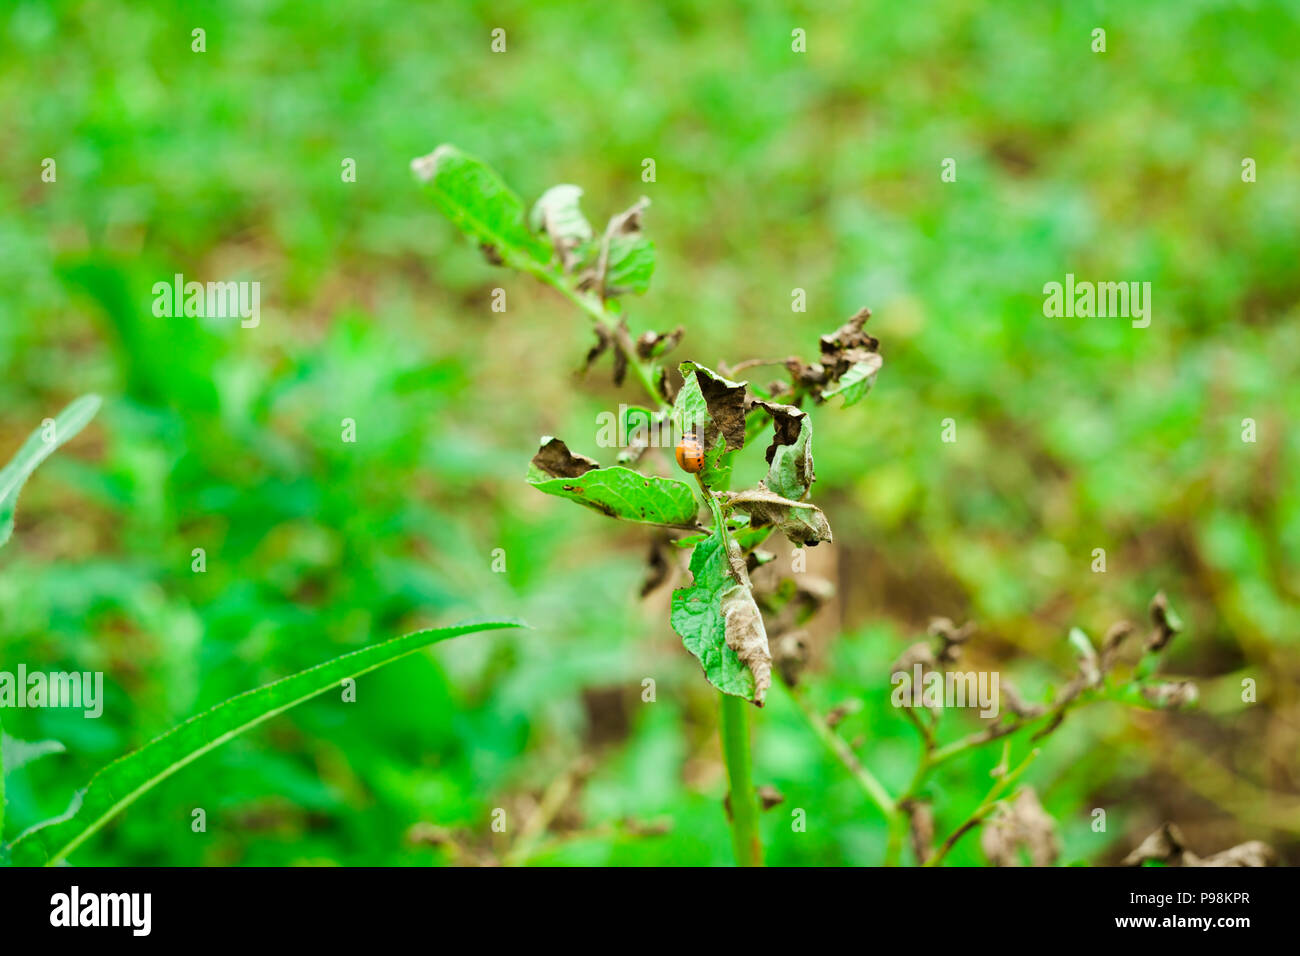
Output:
left=724, top=487, right=832, bottom=546
left=786, top=306, right=884, bottom=405
left=720, top=582, right=772, bottom=704
left=1146, top=591, right=1183, bottom=652
left=671, top=362, right=748, bottom=488
left=640, top=534, right=672, bottom=597
left=528, top=438, right=698, bottom=527
left=1068, top=627, right=1101, bottom=687
left=531, top=436, right=599, bottom=478
left=980, top=787, right=1060, bottom=867
left=1122, top=823, right=1276, bottom=867
left=1140, top=680, right=1198, bottom=709
left=530, top=184, right=595, bottom=273
left=635, top=327, right=684, bottom=360
left=822, top=352, right=883, bottom=407
left=751, top=400, right=815, bottom=501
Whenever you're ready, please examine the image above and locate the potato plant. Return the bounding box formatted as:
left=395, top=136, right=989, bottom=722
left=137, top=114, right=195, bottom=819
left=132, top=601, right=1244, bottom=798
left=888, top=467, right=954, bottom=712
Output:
left=412, top=145, right=1237, bottom=867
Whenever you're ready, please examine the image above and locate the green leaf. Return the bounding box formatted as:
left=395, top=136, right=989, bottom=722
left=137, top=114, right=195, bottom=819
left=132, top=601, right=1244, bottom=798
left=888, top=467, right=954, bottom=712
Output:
left=602, top=198, right=655, bottom=295
left=671, top=535, right=757, bottom=701
left=822, top=353, right=883, bottom=407
left=0, top=394, right=102, bottom=551
left=671, top=362, right=747, bottom=488
left=527, top=462, right=699, bottom=527
left=5, top=618, right=525, bottom=866
left=754, top=400, right=815, bottom=501
left=412, top=145, right=552, bottom=268
left=606, top=235, right=655, bottom=295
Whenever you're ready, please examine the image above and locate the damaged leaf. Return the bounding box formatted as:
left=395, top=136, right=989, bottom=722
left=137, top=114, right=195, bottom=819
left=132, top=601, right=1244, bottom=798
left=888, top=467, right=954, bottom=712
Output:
left=530, top=184, right=595, bottom=273
left=635, top=327, right=684, bottom=360
left=980, top=787, right=1060, bottom=867
left=724, top=487, right=832, bottom=547
left=527, top=439, right=699, bottom=527
left=640, top=534, right=673, bottom=597
left=822, top=352, right=883, bottom=407
left=412, top=146, right=553, bottom=269
left=786, top=306, right=884, bottom=405
left=720, top=582, right=772, bottom=704
left=601, top=198, right=655, bottom=296
left=671, top=535, right=764, bottom=702
left=752, top=400, right=815, bottom=501
left=671, top=362, right=748, bottom=488
left=1122, top=823, right=1276, bottom=867
left=530, top=436, right=600, bottom=478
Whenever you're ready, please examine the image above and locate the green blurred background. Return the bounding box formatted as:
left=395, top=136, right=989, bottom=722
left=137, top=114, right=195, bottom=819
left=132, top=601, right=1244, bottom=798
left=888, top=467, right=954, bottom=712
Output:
left=2, top=0, right=1297, bottom=866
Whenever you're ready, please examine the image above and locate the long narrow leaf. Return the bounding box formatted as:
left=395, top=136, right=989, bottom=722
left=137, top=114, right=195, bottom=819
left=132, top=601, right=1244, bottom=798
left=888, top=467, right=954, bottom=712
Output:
left=0, top=393, right=102, bottom=550
left=6, top=617, right=525, bottom=865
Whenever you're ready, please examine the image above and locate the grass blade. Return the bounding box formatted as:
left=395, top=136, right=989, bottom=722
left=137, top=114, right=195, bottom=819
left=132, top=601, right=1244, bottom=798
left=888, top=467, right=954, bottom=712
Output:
left=0, top=393, right=102, bottom=550
left=0, top=714, right=6, bottom=855
left=6, top=617, right=525, bottom=865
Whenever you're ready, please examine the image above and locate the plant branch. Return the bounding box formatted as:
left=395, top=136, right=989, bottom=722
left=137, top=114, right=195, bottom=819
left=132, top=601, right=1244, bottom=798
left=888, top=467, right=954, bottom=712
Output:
left=924, top=746, right=1040, bottom=867
left=531, top=267, right=667, bottom=408
left=779, top=681, right=895, bottom=820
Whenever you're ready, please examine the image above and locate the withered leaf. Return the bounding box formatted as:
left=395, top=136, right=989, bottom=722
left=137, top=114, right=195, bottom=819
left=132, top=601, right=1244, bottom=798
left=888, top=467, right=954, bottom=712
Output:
left=785, top=306, right=885, bottom=405
left=583, top=325, right=612, bottom=373
left=640, top=534, right=672, bottom=597
left=980, top=787, right=1060, bottom=867
left=530, top=184, right=596, bottom=273
left=635, top=327, right=684, bottom=360
left=530, top=436, right=600, bottom=478
left=1146, top=591, right=1183, bottom=652
left=751, top=399, right=815, bottom=501
left=671, top=534, right=763, bottom=702
left=720, top=581, right=773, bottom=704
left=724, top=487, right=832, bottom=547
left=671, top=362, right=748, bottom=488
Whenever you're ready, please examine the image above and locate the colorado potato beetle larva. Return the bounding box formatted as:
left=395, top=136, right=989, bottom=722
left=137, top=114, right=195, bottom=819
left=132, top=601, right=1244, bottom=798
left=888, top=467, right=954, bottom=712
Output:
left=675, top=433, right=705, bottom=473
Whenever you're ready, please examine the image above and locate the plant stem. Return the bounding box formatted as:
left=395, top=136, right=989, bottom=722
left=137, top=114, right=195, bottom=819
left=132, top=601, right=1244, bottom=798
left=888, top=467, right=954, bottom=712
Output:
left=781, top=681, right=894, bottom=820
left=924, top=746, right=1040, bottom=867
left=719, top=690, right=762, bottom=866
left=531, top=266, right=667, bottom=408
left=0, top=713, right=6, bottom=842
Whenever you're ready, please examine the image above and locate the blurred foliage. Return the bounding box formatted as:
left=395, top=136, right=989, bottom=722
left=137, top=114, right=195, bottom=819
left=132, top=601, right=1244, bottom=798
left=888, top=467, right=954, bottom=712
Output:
left=1, top=0, right=1297, bottom=866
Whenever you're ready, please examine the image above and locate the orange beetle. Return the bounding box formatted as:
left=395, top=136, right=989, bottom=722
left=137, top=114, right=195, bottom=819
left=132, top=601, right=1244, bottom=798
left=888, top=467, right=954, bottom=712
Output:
left=675, top=433, right=705, bottom=473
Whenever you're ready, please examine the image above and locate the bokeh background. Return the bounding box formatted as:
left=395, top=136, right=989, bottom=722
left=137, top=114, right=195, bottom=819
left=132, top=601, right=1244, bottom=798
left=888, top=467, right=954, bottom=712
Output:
left=2, top=0, right=1297, bottom=866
